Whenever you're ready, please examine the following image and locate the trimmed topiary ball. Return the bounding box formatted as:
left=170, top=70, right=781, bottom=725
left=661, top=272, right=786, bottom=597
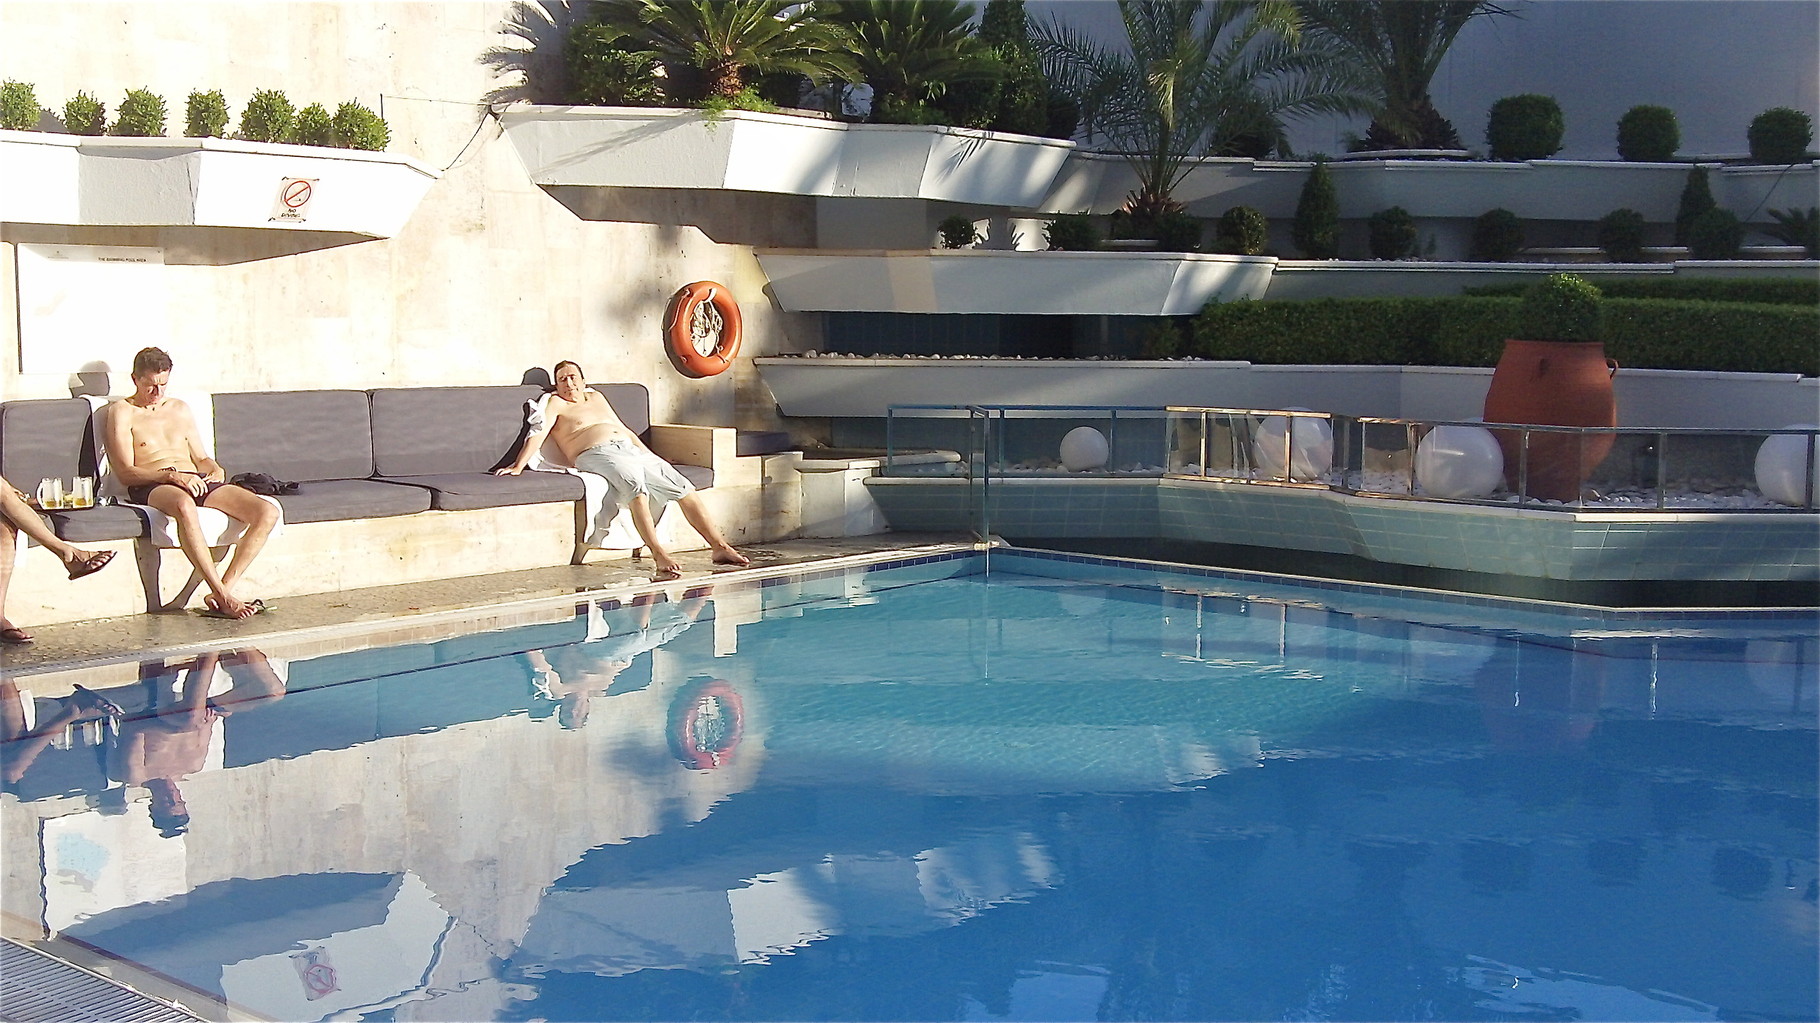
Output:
left=1686, top=208, right=1744, bottom=259
left=1518, top=272, right=1602, bottom=342
left=1596, top=208, right=1647, bottom=262
left=62, top=91, right=105, bottom=135
left=1470, top=208, right=1524, bottom=262
left=1217, top=205, right=1268, bottom=255
left=1748, top=107, right=1813, bottom=164
left=1616, top=104, right=1678, bottom=162
left=1367, top=206, right=1418, bottom=259
left=1, top=80, right=40, bottom=131
left=291, top=103, right=334, bottom=146
left=1486, top=94, right=1564, bottom=161
left=239, top=88, right=295, bottom=143
left=110, top=88, right=166, bottom=136
left=184, top=89, right=229, bottom=137
left=331, top=101, right=389, bottom=150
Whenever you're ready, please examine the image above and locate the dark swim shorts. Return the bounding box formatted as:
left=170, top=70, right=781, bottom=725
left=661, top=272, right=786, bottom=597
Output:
left=127, top=476, right=228, bottom=505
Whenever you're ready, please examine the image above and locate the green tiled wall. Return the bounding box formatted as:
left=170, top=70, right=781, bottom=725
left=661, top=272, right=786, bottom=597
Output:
left=863, top=477, right=1819, bottom=582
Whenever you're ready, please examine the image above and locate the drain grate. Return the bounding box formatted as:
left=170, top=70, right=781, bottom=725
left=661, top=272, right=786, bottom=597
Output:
left=0, top=938, right=206, bottom=1022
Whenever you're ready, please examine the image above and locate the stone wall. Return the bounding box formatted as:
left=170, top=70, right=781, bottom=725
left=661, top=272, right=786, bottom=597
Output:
left=0, top=2, right=820, bottom=432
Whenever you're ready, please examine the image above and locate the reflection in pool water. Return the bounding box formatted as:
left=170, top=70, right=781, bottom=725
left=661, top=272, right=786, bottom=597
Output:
left=2, top=550, right=1814, bottom=1022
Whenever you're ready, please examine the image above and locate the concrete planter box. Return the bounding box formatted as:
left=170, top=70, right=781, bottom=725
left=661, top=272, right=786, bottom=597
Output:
left=756, top=249, right=1275, bottom=315
left=500, top=105, right=1074, bottom=207
left=755, top=357, right=1819, bottom=429
left=0, top=130, right=439, bottom=236
left=1044, top=154, right=1817, bottom=227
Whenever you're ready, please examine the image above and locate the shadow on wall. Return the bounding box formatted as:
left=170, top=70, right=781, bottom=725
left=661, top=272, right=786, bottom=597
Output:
left=480, top=0, right=592, bottom=106
left=542, top=187, right=821, bottom=249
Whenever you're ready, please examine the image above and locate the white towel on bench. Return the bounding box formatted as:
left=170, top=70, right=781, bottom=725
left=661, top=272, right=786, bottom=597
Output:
left=89, top=396, right=285, bottom=549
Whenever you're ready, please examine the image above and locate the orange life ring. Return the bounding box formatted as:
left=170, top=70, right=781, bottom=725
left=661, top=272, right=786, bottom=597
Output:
left=664, top=281, right=742, bottom=378
left=668, top=678, right=745, bottom=770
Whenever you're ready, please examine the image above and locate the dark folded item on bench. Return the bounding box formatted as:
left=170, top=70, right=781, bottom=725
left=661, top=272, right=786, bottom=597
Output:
left=229, top=472, right=301, bottom=496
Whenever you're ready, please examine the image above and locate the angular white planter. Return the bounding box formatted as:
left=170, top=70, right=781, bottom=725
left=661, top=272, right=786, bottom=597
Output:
left=0, top=130, right=439, bottom=236
left=756, top=249, right=1275, bottom=316
left=499, top=105, right=1074, bottom=208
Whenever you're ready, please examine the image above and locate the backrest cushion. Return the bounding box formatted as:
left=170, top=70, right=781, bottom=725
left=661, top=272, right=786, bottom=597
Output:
left=0, top=398, right=93, bottom=486
left=213, top=390, right=375, bottom=482
left=369, top=385, right=547, bottom=477
left=592, top=383, right=650, bottom=438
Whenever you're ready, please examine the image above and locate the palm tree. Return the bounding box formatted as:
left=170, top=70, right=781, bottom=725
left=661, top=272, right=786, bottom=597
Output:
left=598, top=0, right=856, bottom=101
left=1038, top=0, right=1369, bottom=220
left=822, top=0, right=1002, bottom=123
left=1295, top=0, right=1510, bottom=151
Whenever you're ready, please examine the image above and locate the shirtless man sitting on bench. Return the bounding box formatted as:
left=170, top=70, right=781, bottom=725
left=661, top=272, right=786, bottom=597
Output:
left=102, top=347, right=279, bottom=620
left=495, top=360, right=748, bottom=580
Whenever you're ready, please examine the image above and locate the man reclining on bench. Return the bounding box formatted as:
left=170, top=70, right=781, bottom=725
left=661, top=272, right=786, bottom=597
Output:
left=102, top=347, right=279, bottom=620
left=494, top=360, right=748, bottom=580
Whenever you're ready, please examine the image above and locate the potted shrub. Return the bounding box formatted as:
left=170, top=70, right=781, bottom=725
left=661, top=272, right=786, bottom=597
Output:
left=62, top=91, right=105, bottom=135
left=109, top=88, right=166, bottom=136
left=938, top=214, right=979, bottom=249
left=238, top=88, right=295, bottom=143
left=1486, top=94, right=1563, bottom=161
left=1616, top=104, right=1678, bottom=162
left=1044, top=213, right=1099, bottom=251
left=1748, top=107, right=1813, bottom=164
left=1685, top=207, right=1744, bottom=259
left=1215, top=205, right=1268, bottom=255
left=1, top=80, right=40, bottom=131
left=185, top=89, right=230, bottom=137
left=1596, top=208, right=1646, bottom=262
left=1674, top=164, right=1715, bottom=245
left=1470, top=208, right=1523, bottom=262
left=1292, top=157, right=1339, bottom=258
left=1482, top=272, right=1617, bottom=501
left=331, top=101, right=389, bottom=150
left=1367, top=206, right=1417, bottom=259
left=291, top=102, right=334, bottom=146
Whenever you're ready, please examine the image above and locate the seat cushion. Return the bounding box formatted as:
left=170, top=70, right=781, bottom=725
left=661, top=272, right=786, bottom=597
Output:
left=374, top=471, right=586, bottom=511
left=0, top=398, right=94, bottom=485
left=268, top=479, right=433, bottom=524
left=368, top=386, right=548, bottom=478
left=48, top=505, right=148, bottom=543
left=213, top=391, right=375, bottom=483
left=673, top=463, right=714, bottom=491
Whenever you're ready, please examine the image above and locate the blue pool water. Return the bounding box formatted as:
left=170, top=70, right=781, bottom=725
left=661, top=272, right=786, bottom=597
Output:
left=2, top=550, right=1815, bottom=1022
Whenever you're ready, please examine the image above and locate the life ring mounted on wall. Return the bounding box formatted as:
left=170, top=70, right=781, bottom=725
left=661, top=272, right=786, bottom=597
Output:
left=664, top=281, right=742, bottom=378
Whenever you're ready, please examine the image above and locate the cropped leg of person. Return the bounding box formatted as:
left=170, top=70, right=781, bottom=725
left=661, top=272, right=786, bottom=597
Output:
left=0, top=486, right=115, bottom=642
left=674, top=493, right=749, bottom=566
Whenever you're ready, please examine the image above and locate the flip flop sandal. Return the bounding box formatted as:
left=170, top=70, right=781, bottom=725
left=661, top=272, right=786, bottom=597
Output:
left=0, top=626, right=33, bottom=645
left=66, top=550, right=116, bottom=581
left=195, top=598, right=270, bottom=620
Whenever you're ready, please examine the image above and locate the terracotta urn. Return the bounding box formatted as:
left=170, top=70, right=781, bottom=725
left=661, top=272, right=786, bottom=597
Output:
left=1483, top=339, right=1619, bottom=501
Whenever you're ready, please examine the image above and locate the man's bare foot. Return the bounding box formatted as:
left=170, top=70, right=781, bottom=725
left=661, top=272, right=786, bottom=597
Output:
left=711, top=545, right=750, bottom=567
left=651, top=556, right=684, bottom=582
left=204, top=593, right=256, bottom=621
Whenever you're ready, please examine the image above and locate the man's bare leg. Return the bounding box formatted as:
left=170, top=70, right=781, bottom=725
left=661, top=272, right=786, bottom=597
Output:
left=675, top=493, right=749, bottom=566
left=0, top=485, right=106, bottom=571
left=202, top=487, right=278, bottom=599
left=626, top=495, right=683, bottom=578
left=147, top=486, right=251, bottom=618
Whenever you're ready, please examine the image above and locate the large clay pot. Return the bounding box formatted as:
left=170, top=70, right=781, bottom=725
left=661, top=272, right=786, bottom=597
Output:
left=1482, top=339, right=1618, bottom=502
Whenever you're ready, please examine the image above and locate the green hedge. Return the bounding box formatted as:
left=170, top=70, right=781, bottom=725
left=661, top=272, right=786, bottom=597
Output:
left=1462, top=276, right=1818, bottom=306
left=1191, top=296, right=1819, bottom=376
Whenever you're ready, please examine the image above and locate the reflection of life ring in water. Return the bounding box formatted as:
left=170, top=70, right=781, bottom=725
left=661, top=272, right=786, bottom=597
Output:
left=664, top=281, right=742, bottom=378
left=668, top=678, right=744, bottom=770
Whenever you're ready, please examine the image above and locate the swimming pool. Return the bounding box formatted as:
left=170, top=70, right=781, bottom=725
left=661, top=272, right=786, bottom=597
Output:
left=3, top=549, right=1815, bottom=1022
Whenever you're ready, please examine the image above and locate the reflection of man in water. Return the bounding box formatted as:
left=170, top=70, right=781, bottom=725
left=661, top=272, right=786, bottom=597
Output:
left=109, top=649, right=286, bottom=837
left=526, top=590, right=708, bottom=730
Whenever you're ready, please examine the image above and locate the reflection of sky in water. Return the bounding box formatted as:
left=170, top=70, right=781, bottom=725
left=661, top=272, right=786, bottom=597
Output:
left=3, top=554, right=1814, bottom=1022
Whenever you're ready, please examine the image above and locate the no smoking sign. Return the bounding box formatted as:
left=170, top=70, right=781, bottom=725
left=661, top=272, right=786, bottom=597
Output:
left=270, top=176, right=318, bottom=223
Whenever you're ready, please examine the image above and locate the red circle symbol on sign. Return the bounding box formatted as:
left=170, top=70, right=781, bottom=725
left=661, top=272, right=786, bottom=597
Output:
left=282, top=180, right=313, bottom=208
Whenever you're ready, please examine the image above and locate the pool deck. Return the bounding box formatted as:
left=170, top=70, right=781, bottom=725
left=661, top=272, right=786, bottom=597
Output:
left=0, top=534, right=975, bottom=678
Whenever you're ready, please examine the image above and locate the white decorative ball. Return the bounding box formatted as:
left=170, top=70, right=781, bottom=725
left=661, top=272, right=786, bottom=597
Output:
left=1253, top=413, right=1333, bottom=481
left=1755, top=426, right=1819, bottom=506
left=1060, top=426, right=1109, bottom=471
left=1416, top=425, right=1505, bottom=499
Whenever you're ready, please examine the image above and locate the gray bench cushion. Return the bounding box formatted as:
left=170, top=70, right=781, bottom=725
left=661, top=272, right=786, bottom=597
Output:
left=369, top=386, right=546, bottom=478
left=0, top=398, right=93, bottom=486
left=47, top=505, right=148, bottom=543
left=373, top=470, right=586, bottom=511
left=737, top=430, right=793, bottom=457
left=269, top=479, right=433, bottom=524
left=673, top=463, right=713, bottom=491
left=213, top=391, right=374, bottom=482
